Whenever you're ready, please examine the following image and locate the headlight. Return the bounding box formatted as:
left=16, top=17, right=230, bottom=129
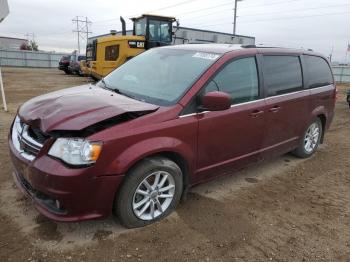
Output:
left=48, top=138, right=102, bottom=165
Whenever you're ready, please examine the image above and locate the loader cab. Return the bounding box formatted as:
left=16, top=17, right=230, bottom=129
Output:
left=132, top=14, right=176, bottom=49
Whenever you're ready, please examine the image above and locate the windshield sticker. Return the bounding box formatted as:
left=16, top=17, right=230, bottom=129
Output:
left=192, top=52, right=219, bottom=60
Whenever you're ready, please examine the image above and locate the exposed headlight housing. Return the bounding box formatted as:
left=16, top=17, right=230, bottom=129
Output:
left=48, top=138, right=102, bottom=166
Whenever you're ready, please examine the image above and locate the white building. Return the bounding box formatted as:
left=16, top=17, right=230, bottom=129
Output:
left=89, top=26, right=255, bottom=46
left=0, top=36, right=28, bottom=50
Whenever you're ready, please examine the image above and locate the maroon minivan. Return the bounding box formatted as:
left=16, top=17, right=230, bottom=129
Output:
left=8, top=44, right=335, bottom=228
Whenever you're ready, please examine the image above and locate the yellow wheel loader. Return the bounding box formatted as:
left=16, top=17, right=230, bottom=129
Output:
left=86, top=14, right=176, bottom=79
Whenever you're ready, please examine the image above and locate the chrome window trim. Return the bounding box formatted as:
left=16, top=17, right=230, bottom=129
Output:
left=178, top=84, right=334, bottom=118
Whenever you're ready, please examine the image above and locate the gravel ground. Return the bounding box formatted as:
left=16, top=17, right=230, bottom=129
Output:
left=0, top=67, right=350, bottom=262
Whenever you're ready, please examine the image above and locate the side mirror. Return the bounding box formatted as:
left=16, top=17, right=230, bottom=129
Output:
left=200, top=91, right=231, bottom=111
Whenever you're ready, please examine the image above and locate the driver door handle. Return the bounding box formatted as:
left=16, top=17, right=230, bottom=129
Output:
left=250, top=110, right=264, bottom=118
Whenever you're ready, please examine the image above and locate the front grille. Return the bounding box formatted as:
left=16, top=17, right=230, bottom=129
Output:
left=27, top=126, right=49, bottom=144
left=12, top=116, right=47, bottom=161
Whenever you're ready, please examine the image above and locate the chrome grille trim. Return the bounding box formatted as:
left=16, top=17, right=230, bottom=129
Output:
left=11, top=116, right=44, bottom=161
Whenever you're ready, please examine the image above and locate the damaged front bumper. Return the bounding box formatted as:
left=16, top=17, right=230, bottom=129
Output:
left=8, top=123, right=124, bottom=222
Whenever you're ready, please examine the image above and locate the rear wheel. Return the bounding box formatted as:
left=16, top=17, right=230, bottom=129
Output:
left=292, top=118, right=323, bottom=158
left=114, top=156, right=183, bottom=228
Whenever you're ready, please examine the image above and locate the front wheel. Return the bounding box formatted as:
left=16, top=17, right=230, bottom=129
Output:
left=292, top=118, right=323, bottom=158
left=114, top=156, right=183, bottom=228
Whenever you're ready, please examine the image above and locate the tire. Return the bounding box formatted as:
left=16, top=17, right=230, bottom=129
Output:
left=292, top=118, right=323, bottom=158
left=114, top=156, right=183, bottom=228
left=64, top=69, right=71, bottom=75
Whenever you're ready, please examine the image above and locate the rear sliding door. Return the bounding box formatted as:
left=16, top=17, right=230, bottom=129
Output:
left=261, top=55, right=310, bottom=156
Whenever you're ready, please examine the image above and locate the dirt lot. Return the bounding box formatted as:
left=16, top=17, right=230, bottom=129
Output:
left=0, top=67, right=350, bottom=262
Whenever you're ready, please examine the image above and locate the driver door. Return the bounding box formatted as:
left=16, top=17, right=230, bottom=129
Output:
left=196, top=56, right=266, bottom=181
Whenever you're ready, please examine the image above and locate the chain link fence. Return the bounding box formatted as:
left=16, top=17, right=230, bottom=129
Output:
left=332, top=66, right=350, bottom=83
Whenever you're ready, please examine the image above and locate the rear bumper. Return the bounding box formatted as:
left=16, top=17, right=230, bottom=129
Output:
left=8, top=132, right=124, bottom=222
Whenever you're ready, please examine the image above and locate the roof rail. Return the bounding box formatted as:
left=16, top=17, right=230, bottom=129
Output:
left=242, top=44, right=314, bottom=51
left=241, top=44, right=256, bottom=48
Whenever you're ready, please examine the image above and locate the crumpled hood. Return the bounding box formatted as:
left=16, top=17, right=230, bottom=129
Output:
left=18, top=85, right=159, bottom=133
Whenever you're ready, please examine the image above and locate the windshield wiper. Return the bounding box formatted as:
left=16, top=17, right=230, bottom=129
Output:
left=99, top=78, right=109, bottom=89
left=98, top=79, right=141, bottom=100
left=99, top=78, right=121, bottom=93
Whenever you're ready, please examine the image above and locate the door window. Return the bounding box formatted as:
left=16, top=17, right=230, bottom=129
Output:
left=135, top=18, right=146, bottom=36
left=105, top=45, right=119, bottom=61
left=149, top=20, right=172, bottom=42
left=304, top=55, right=333, bottom=88
left=205, top=57, right=259, bottom=104
left=263, top=56, right=303, bottom=96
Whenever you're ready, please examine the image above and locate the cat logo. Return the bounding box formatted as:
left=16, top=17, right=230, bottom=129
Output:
left=128, top=41, right=145, bottom=49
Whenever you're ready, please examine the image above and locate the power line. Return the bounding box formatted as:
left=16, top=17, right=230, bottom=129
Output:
left=174, top=1, right=232, bottom=16
left=177, top=0, right=302, bottom=18
left=239, top=3, right=350, bottom=17
left=239, top=0, right=301, bottom=9
left=186, top=10, right=350, bottom=28
left=93, top=0, right=200, bottom=23
left=180, top=2, right=350, bottom=24
left=92, top=0, right=301, bottom=26
left=92, top=0, right=233, bottom=24
left=241, top=10, right=350, bottom=23
left=143, top=0, right=199, bottom=14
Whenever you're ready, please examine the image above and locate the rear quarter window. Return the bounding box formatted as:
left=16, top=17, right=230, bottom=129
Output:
left=304, top=55, right=333, bottom=88
left=263, top=55, right=303, bottom=97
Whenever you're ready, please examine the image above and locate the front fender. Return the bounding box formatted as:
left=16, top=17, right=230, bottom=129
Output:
left=106, top=137, right=195, bottom=176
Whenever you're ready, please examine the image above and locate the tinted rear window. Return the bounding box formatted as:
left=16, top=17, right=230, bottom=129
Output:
left=263, top=56, right=303, bottom=97
left=304, top=55, right=333, bottom=88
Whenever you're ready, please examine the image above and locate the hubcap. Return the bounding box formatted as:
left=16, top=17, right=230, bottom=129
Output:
left=132, top=171, right=175, bottom=221
left=304, top=122, right=320, bottom=153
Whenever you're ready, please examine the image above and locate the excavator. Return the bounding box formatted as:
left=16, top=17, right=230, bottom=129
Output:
left=86, top=14, right=177, bottom=79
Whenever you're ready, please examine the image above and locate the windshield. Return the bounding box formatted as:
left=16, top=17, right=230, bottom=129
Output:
left=101, top=48, right=221, bottom=106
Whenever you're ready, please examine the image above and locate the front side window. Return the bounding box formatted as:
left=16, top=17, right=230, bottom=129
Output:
left=263, top=56, right=303, bottom=96
left=304, top=55, right=333, bottom=88
left=205, top=57, right=259, bottom=104
left=135, top=18, right=146, bottom=36
left=102, top=48, right=221, bottom=106
left=148, top=20, right=172, bottom=42
left=105, top=45, right=119, bottom=61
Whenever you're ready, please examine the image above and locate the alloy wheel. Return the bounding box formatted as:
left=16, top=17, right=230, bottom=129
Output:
left=132, top=171, right=175, bottom=221
left=304, top=122, right=320, bottom=153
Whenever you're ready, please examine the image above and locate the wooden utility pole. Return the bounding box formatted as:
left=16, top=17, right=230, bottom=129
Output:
left=233, top=0, right=242, bottom=36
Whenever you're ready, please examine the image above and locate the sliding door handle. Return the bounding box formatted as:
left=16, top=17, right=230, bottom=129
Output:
left=269, top=106, right=281, bottom=113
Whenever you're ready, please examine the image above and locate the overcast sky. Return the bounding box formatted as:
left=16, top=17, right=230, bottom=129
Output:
left=0, top=0, right=349, bottom=62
